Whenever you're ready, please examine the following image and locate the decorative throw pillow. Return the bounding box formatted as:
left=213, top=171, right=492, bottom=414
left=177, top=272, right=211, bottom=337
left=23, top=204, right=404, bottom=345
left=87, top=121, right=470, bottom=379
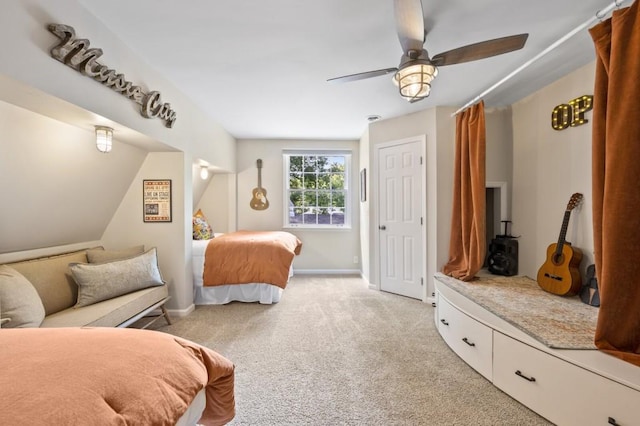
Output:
left=86, top=245, right=145, bottom=263
left=193, top=209, right=214, bottom=240
left=70, top=248, right=165, bottom=308
left=0, top=265, right=46, bottom=327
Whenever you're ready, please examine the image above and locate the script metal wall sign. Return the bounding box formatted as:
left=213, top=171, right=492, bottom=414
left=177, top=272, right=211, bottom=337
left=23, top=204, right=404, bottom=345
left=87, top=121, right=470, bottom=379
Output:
left=47, top=23, right=177, bottom=128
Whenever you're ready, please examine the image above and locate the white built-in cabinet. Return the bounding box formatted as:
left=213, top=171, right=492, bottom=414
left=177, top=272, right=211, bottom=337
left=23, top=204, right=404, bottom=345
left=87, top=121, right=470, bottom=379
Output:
left=434, top=273, right=640, bottom=426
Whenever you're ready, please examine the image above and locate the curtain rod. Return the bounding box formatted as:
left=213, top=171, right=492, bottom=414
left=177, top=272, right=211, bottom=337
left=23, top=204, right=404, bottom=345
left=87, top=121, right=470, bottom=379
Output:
left=452, top=0, right=629, bottom=116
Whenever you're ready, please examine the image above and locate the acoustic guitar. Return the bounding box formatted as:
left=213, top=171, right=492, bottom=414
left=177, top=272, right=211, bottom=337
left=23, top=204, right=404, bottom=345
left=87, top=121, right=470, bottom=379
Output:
left=536, top=193, right=583, bottom=296
left=250, top=159, right=269, bottom=210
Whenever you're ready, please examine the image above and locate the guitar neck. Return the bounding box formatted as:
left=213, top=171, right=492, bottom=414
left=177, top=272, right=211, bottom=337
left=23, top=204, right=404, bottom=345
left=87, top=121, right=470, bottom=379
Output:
left=257, top=159, right=263, bottom=188
left=555, top=209, right=572, bottom=255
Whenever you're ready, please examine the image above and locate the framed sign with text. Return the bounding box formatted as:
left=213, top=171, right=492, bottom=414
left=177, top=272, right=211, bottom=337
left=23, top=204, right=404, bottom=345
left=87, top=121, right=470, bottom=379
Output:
left=143, top=179, right=172, bottom=222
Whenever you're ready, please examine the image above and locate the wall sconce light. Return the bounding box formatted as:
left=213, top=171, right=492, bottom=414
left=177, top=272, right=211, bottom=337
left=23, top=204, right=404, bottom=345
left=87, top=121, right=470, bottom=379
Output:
left=95, top=126, right=113, bottom=153
left=200, top=166, right=209, bottom=180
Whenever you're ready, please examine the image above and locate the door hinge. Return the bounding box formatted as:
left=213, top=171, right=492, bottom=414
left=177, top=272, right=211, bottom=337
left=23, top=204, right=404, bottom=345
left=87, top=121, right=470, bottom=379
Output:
left=421, top=277, right=424, bottom=286
left=420, top=156, right=423, bottom=165
left=420, top=217, right=423, bottom=225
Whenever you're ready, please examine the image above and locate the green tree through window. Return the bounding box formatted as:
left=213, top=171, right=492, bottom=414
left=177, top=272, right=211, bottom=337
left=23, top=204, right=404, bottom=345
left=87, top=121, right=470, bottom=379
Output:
left=284, top=152, right=350, bottom=228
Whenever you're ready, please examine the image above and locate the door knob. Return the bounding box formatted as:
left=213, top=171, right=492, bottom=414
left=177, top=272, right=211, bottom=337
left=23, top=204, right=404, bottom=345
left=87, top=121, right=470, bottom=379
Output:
left=379, top=225, right=386, bottom=230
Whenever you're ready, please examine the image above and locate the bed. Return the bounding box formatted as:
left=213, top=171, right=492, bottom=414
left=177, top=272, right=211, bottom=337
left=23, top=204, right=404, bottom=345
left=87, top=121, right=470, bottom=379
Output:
left=0, top=327, right=235, bottom=426
left=193, top=230, right=302, bottom=305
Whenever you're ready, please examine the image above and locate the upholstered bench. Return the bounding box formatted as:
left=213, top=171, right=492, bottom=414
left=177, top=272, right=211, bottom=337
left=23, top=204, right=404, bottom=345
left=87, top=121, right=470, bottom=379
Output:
left=0, top=245, right=171, bottom=329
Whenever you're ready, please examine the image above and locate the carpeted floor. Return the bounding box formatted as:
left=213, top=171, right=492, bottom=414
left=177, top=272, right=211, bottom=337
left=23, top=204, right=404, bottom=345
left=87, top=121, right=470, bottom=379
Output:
left=146, top=275, right=551, bottom=425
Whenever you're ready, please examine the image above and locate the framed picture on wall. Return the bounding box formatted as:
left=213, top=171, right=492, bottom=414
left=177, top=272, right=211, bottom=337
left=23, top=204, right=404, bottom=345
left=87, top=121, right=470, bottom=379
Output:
left=143, top=179, right=172, bottom=222
left=360, top=168, right=366, bottom=202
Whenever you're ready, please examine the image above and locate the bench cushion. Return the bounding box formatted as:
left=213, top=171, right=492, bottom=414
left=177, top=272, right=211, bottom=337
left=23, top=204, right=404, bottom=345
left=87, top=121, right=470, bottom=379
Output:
left=70, top=248, right=164, bottom=308
left=0, top=265, right=45, bottom=327
left=41, top=284, right=169, bottom=328
left=8, top=250, right=87, bottom=316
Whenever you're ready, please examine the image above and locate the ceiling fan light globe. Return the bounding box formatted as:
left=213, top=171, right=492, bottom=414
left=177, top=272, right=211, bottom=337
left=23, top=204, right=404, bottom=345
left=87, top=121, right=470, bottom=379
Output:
left=396, top=63, right=437, bottom=100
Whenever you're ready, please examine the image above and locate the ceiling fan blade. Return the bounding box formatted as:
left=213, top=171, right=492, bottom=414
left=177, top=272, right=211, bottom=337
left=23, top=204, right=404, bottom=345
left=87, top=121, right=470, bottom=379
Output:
left=394, top=0, right=425, bottom=53
left=327, top=67, right=398, bottom=84
left=431, top=33, right=529, bottom=66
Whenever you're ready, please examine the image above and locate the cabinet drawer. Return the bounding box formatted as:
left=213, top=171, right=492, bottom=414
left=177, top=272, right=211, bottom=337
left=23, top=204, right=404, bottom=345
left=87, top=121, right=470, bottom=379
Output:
left=437, top=294, right=493, bottom=380
left=494, top=332, right=640, bottom=426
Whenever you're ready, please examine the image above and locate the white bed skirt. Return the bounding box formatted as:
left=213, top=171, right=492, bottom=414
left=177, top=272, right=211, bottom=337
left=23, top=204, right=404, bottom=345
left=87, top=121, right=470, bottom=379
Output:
left=175, top=388, right=206, bottom=426
left=194, top=283, right=283, bottom=305
left=192, top=238, right=289, bottom=305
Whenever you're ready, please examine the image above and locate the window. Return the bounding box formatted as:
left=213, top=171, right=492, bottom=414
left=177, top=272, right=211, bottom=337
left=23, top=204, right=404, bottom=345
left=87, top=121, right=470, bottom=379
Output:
left=284, top=151, right=351, bottom=228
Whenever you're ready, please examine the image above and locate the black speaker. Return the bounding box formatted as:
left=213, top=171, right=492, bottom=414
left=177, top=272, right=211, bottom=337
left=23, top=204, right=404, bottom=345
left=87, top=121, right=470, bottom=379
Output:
left=487, top=237, right=518, bottom=276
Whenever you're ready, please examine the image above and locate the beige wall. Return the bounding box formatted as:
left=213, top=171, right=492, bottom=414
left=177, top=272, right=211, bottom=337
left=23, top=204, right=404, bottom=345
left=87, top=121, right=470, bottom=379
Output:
left=234, top=139, right=361, bottom=272
left=512, top=61, right=595, bottom=278
left=100, top=152, right=191, bottom=312
left=0, top=0, right=599, bottom=309
left=196, top=173, right=234, bottom=233
left=0, top=99, right=146, bottom=254
left=359, top=128, right=371, bottom=282
left=367, top=107, right=455, bottom=301
left=0, top=1, right=239, bottom=314
left=364, top=105, right=514, bottom=300
left=0, top=1, right=236, bottom=170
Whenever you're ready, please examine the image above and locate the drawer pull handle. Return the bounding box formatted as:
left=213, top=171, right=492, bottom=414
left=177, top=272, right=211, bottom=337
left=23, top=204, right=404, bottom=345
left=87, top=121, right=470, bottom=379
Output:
left=462, top=337, right=475, bottom=347
left=608, top=417, right=620, bottom=426
left=440, top=319, right=449, bottom=326
left=515, top=370, right=536, bottom=382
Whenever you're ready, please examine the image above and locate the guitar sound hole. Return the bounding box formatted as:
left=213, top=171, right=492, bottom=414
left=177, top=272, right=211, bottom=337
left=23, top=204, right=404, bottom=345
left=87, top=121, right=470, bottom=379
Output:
left=552, top=253, right=565, bottom=265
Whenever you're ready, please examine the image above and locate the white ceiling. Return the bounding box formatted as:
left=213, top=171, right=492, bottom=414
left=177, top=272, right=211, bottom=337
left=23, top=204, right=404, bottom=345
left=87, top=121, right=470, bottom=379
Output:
left=79, top=0, right=620, bottom=140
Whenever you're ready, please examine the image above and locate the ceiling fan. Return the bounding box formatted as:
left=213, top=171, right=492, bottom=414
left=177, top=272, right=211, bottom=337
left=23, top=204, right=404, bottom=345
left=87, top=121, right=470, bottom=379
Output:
left=327, top=0, right=528, bottom=103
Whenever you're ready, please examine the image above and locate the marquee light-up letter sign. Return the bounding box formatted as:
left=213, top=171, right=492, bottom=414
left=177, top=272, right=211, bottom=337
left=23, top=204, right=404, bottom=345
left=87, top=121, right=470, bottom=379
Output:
left=551, top=95, right=593, bottom=131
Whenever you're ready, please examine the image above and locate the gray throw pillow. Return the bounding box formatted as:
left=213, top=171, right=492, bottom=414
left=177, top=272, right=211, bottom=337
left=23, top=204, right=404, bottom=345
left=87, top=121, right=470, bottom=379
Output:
left=0, top=265, right=46, bottom=327
left=86, top=245, right=145, bottom=263
left=71, top=247, right=164, bottom=308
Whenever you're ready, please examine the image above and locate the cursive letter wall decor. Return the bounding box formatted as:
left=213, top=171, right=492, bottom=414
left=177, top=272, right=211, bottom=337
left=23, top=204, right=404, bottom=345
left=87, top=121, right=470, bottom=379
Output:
left=47, top=24, right=177, bottom=128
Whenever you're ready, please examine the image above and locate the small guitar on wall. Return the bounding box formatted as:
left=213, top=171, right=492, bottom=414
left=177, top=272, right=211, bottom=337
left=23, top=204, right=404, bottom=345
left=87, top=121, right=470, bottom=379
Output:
left=536, top=193, right=584, bottom=296
left=250, top=159, right=269, bottom=210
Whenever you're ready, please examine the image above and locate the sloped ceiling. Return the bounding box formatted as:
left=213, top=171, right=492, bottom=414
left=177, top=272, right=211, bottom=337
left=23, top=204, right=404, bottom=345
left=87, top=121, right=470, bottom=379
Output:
left=0, top=99, right=147, bottom=254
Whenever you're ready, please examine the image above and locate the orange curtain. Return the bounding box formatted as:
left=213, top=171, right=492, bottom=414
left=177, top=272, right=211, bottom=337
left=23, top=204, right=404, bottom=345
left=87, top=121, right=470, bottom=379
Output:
left=442, top=101, right=486, bottom=281
left=590, top=2, right=640, bottom=366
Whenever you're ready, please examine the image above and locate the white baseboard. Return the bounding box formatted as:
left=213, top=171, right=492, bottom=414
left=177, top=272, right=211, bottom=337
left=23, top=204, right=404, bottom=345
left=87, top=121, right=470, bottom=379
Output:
left=167, top=304, right=195, bottom=318
left=294, top=269, right=361, bottom=275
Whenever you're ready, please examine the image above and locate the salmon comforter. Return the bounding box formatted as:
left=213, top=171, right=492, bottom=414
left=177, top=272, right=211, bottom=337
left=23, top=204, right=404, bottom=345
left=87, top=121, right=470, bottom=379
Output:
left=0, top=327, right=235, bottom=426
left=203, top=231, right=302, bottom=289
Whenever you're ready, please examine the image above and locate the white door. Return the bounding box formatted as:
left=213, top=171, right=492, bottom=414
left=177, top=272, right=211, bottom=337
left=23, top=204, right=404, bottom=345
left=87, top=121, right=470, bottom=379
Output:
left=378, top=140, right=424, bottom=299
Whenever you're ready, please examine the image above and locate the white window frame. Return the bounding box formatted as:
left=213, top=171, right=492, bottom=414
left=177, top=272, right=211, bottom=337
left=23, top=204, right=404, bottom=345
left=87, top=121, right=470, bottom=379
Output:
left=283, top=150, right=352, bottom=229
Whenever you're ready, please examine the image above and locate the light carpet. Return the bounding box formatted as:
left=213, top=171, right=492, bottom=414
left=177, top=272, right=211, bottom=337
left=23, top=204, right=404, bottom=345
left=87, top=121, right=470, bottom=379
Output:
left=146, top=275, right=551, bottom=425
left=435, top=273, right=599, bottom=349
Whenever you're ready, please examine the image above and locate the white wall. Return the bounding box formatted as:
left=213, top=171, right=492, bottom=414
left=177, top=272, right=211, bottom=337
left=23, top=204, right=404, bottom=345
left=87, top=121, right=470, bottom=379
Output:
left=0, top=0, right=239, bottom=313
left=0, top=0, right=236, bottom=171
left=0, top=99, right=146, bottom=254
left=235, top=139, right=360, bottom=272
left=196, top=173, right=233, bottom=234
left=367, top=107, right=456, bottom=301
left=365, top=105, right=513, bottom=300
left=359, top=128, right=371, bottom=282
left=512, top=61, right=595, bottom=278
left=100, top=152, right=192, bottom=312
